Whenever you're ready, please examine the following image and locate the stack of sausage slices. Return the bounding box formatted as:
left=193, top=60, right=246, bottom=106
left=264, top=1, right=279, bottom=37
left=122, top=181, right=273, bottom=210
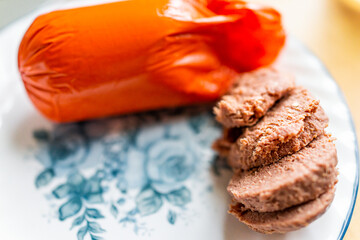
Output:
left=213, top=68, right=338, bottom=234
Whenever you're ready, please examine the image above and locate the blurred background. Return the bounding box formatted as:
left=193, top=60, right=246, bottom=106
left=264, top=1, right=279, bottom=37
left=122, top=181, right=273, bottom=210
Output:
left=0, top=0, right=47, bottom=28
left=1, top=0, right=359, bottom=239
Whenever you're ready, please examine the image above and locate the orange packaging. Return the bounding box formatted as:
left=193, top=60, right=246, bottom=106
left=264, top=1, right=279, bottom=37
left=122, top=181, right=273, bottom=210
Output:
left=18, top=0, right=285, bottom=122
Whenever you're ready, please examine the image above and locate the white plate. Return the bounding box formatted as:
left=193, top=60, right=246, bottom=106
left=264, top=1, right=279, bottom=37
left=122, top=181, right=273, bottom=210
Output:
left=0, top=1, right=358, bottom=240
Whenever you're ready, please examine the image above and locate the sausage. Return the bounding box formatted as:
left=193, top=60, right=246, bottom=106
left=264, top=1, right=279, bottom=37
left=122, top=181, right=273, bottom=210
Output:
left=18, top=0, right=285, bottom=122
left=228, top=134, right=338, bottom=212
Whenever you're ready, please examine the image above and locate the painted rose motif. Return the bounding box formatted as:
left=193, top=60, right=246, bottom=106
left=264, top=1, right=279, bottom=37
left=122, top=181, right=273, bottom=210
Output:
left=102, top=135, right=130, bottom=181
left=34, top=124, right=89, bottom=188
left=48, top=124, right=89, bottom=168
left=32, top=107, right=222, bottom=239
left=147, top=140, right=196, bottom=193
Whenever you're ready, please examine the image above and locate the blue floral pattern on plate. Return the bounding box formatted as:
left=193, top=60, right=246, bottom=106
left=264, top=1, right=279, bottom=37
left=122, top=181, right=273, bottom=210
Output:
left=32, top=107, right=224, bottom=239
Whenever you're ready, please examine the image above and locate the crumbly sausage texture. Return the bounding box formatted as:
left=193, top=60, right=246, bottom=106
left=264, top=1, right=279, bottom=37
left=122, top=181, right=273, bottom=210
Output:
left=228, top=87, right=328, bottom=170
left=212, top=69, right=338, bottom=234
left=228, top=187, right=335, bottom=234
left=227, top=134, right=338, bottom=212
left=214, top=67, right=295, bottom=128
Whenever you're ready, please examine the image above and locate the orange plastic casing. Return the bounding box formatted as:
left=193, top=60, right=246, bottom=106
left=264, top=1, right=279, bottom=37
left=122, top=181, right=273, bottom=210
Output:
left=18, top=0, right=285, bottom=122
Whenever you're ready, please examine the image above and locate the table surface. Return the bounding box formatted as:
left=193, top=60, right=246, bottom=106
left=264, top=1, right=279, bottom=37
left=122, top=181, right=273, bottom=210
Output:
left=1, top=0, right=359, bottom=239
left=257, top=0, right=360, bottom=239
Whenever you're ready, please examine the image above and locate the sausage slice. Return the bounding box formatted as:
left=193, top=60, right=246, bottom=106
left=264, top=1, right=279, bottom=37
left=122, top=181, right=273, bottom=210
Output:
left=229, top=187, right=335, bottom=234
left=214, top=68, right=295, bottom=127
left=228, top=134, right=338, bottom=212
left=228, top=87, right=328, bottom=170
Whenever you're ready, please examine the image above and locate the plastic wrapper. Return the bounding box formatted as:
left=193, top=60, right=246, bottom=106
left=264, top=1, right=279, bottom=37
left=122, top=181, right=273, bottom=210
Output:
left=18, top=0, right=285, bottom=122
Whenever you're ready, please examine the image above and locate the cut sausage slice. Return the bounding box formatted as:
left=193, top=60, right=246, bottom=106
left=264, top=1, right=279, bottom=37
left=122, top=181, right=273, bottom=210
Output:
left=228, top=87, right=328, bottom=170
left=229, top=187, right=335, bottom=234
left=214, top=68, right=295, bottom=128
left=227, top=134, right=338, bottom=212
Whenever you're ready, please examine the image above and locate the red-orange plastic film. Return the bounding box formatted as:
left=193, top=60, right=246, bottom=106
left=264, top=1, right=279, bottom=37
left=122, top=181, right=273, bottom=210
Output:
left=18, top=0, right=285, bottom=122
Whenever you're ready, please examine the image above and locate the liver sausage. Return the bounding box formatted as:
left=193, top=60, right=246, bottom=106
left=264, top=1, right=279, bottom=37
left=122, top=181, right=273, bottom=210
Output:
left=228, top=187, right=335, bottom=234
left=228, top=87, right=328, bottom=170
left=214, top=68, right=295, bottom=128
left=227, top=134, right=338, bottom=212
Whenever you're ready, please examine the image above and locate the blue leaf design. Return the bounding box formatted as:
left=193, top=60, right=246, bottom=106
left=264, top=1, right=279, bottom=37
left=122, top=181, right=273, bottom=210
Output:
left=77, top=226, right=87, bottom=240
left=117, top=198, right=126, bottom=205
left=59, top=197, right=82, bottom=221
left=165, top=187, right=191, bottom=207
left=119, top=216, right=136, bottom=224
left=95, top=170, right=105, bottom=179
left=90, top=234, right=103, bottom=240
left=35, top=168, right=54, bottom=188
left=84, top=178, right=103, bottom=195
left=135, top=188, right=162, bottom=216
left=71, top=215, right=85, bottom=229
left=48, top=125, right=89, bottom=167
left=110, top=204, right=118, bottom=218
left=52, top=183, right=73, bottom=199
left=84, top=193, right=103, bottom=204
left=167, top=210, right=176, bottom=225
left=33, top=129, right=50, bottom=142
left=188, top=116, right=205, bottom=133
left=128, top=208, right=139, bottom=216
left=31, top=108, right=216, bottom=237
left=116, top=179, right=127, bottom=194
left=86, top=208, right=104, bottom=219
left=88, top=222, right=105, bottom=233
